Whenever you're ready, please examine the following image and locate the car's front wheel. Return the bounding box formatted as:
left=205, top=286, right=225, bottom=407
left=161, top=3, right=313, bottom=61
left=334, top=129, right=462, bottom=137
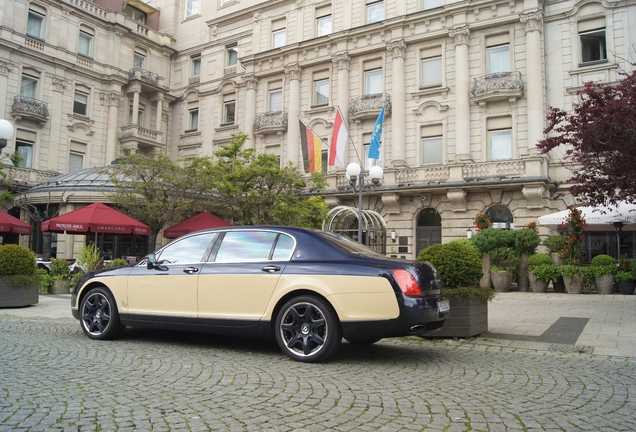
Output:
left=275, top=295, right=342, bottom=363
left=80, top=287, right=125, bottom=340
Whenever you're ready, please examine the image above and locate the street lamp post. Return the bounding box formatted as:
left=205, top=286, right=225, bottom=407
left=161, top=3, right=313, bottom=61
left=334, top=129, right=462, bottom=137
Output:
left=0, top=119, right=15, bottom=156
left=346, top=162, right=383, bottom=243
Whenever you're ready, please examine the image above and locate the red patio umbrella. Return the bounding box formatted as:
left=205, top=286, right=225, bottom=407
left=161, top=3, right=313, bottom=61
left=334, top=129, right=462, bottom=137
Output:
left=0, top=210, right=33, bottom=235
left=164, top=212, right=231, bottom=239
left=41, top=202, right=150, bottom=235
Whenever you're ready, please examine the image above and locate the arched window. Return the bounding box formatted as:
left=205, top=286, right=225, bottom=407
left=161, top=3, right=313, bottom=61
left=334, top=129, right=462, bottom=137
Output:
left=486, top=205, right=514, bottom=229
left=416, top=208, right=441, bottom=256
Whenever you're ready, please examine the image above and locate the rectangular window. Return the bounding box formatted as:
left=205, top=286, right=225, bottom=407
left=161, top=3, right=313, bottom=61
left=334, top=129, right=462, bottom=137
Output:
left=363, top=143, right=382, bottom=170
left=269, top=89, right=282, bottom=112
left=223, top=100, right=235, bottom=125
left=69, top=152, right=84, bottom=172
left=191, top=56, right=201, bottom=76
left=124, top=5, right=146, bottom=24
left=78, top=30, right=93, bottom=57
left=20, top=75, right=38, bottom=99
left=265, top=145, right=281, bottom=167
left=422, top=0, right=443, bottom=10
left=26, top=9, right=45, bottom=39
left=73, top=91, right=89, bottom=116
left=187, top=0, right=199, bottom=16
left=487, top=44, right=510, bottom=74
left=421, top=136, right=443, bottom=164
left=226, top=45, right=238, bottom=67
left=313, top=79, right=329, bottom=106
left=188, top=108, right=199, bottom=131
left=421, top=56, right=442, bottom=87
left=16, top=140, right=34, bottom=168
left=272, top=28, right=286, bottom=49
left=367, top=1, right=384, bottom=24
left=317, top=15, right=332, bottom=36
left=489, top=129, right=512, bottom=160
left=580, top=29, right=607, bottom=64
left=130, top=106, right=145, bottom=126
left=321, top=150, right=328, bottom=174
left=133, top=52, right=146, bottom=69
left=364, top=68, right=382, bottom=94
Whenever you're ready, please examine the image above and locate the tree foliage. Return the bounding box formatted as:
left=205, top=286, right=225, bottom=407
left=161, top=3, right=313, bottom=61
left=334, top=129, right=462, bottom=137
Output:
left=537, top=71, right=636, bottom=206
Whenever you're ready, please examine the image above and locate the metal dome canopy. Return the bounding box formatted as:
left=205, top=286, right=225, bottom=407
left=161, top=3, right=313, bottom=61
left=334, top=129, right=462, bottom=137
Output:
left=26, top=165, right=120, bottom=195
left=322, top=206, right=387, bottom=254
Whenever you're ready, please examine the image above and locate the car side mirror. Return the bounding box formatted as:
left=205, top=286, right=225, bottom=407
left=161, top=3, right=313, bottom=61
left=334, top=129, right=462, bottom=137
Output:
left=147, top=253, right=157, bottom=269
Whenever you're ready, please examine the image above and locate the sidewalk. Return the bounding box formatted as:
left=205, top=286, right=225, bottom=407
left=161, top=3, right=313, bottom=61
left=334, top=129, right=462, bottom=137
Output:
left=2, top=292, right=636, bottom=358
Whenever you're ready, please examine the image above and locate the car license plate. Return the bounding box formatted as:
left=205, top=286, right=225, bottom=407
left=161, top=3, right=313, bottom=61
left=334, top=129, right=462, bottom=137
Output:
left=438, top=299, right=450, bottom=313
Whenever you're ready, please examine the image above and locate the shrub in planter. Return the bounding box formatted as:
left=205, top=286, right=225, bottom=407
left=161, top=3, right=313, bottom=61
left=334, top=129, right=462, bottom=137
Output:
left=528, top=253, right=553, bottom=269
left=489, top=247, right=520, bottom=277
left=417, top=241, right=483, bottom=288
left=0, top=244, right=41, bottom=307
left=589, top=254, right=617, bottom=294
left=527, top=253, right=560, bottom=292
left=559, top=265, right=593, bottom=294
left=0, top=244, right=37, bottom=278
left=543, top=235, right=566, bottom=254
left=513, top=228, right=541, bottom=292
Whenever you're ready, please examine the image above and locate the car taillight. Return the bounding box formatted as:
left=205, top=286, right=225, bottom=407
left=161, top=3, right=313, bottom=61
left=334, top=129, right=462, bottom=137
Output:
left=393, top=269, right=422, bottom=296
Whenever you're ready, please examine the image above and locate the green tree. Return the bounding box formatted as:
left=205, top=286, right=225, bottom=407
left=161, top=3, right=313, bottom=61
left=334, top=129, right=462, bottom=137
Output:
left=108, top=152, right=203, bottom=249
left=194, top=133, right=328, bottom=227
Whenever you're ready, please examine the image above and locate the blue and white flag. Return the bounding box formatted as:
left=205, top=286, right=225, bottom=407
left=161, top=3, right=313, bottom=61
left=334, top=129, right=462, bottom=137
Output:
left=368, top=105, right=385, bottom=160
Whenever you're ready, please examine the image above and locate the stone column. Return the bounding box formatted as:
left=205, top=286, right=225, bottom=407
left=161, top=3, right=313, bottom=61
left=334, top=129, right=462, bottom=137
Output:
left=449, top=26, right=471, bottom=161
left=285, top=63, right=302, bottom=168
left=154, top=93, right=164, bottom=134
left=332, top=53, right=351, bottom=124
left=387, top=40, right=406, bottom=166
left=0, top=61, right=16, bottom=119
left=243, top=74, right=258, bottom=147
left=521, top=11, right=544, bottom=154
left=129, top=83, right=141, bottom=126
left=101, top=90, right=123, bottom=164
left=49, top=77, right=70, bottom=171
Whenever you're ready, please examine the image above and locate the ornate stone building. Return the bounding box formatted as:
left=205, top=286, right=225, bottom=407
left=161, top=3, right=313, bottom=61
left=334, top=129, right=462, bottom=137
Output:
left=1, top=0, right=635, bottom=259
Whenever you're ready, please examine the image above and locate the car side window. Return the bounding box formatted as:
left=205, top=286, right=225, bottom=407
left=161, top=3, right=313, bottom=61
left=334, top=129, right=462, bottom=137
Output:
left=157, top=233, right=218, bottom=264
left=215, top=231, right=283, bottom=262
left=272, top=234, right=294, bottom=260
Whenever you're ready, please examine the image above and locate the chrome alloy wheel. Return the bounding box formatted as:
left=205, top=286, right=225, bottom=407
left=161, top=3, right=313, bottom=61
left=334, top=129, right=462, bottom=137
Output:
left=81, top=291, right=113, bottom=336
left=279, top=301, right=328, bottom=358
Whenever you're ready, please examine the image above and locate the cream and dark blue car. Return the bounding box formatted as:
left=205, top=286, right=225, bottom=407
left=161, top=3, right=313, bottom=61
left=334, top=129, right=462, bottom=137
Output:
left=72, top=227, right=449, bottom=362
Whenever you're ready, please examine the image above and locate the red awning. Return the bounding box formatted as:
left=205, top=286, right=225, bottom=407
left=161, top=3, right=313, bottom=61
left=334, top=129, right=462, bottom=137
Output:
left=41, top=202, right=150, bottom=235
left=163, top=212, right=231, bottom=238
left=0, top=210, right=33, bottom=235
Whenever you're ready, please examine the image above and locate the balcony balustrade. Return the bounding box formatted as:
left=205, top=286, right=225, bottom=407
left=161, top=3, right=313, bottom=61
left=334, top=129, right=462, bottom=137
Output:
left=11, top=96, right=49, bottom=124
left=470, top=71, right=524, bottom=103
left=253, top=111, right=288, bottom=135
left=349, top=93, right=392, bottom=120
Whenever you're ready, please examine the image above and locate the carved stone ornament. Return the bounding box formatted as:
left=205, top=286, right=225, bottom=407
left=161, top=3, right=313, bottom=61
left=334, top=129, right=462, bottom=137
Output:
left=243, top=74, right=258, bottom=90
left=296, top=0, right=303, bottom=9
left=285, top=63, right=302, bottom=81
left=52, top=76, right=71, bottom=93
left=332, top=53, right=351, bottom=71
left=100, top=91, right=124, bottom=107
left=520, top=11, right=543, bottom=33
left=449, top=25, right=470, bottom=46
left=387, top=40, right=406, bottom=58
left=0, top=60, right=16, bottom=76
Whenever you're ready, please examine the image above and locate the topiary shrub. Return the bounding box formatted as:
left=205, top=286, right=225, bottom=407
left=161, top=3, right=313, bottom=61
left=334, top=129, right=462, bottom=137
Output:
left=513, top=228, right=541, bottom=255
left=472, top=228, right=515, bottom=254
left=543, top=235, right=566, bottom=254
left=417, top=241, right=483, bottom=289
left=591, top=254, right=616, bottom=267
left=0, top=244, right=36, bottom=277
left=528, top=253, right=553, bottom=270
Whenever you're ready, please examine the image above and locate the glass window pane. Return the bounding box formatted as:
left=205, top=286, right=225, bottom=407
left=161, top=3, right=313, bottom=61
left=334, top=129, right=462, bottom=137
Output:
left=189, top=109, right=199, bottom=130
left=421, top=57, right=442, bottom=86
left=20, top=76, right=37, bottom=99
left=365, top=69, right=382, bottom=94
left=317, top=15, right=332, bottom=36
left=16, top=142, right=33, bottom=168
left=73, top=91, right=88, bottom=116
left=421, top=136, right=443, bottom=164
left=272, top=234, right=295, bottom=260
left=216, top=231, right=278, bottom=262
left=78, top=31, right=93, bottom=57
left=69, top=153, right=84, bottom=172
left=489, top=129, right=512, bottom=160
left=27, top=10, right=44, bottom=38
left=272, top=29, right=286, bottom=48
left=367, top=1, right=384, bottom=24
left=187, top=0, right=199, bottom=16
left=227, top=46, right=238, bottom=66
left=487, top=45, right=510, bottom=74
left=269, top=90, right=282, bottom=111
left=223, top=101, right=235, bottom=124
left=158, top=233, right=218, bottom=264
left=314, top=79, right=329, bottom=105
left=191, top=57, right=201, bottom=76
left=133, top=52, right=145, bottom=69
left=580, top=30, right=607, bottom=63
left=423, top=0, right=442, bottom=10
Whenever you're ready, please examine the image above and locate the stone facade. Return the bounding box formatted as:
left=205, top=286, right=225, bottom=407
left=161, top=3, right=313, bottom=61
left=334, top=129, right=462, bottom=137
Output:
left=2, top=0, right=635, bottom=259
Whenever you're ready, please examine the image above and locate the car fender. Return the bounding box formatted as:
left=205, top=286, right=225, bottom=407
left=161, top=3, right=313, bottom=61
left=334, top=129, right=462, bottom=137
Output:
left=72, top=268, right=131, bottom=315
left=265, top=273, right=399, bottom=321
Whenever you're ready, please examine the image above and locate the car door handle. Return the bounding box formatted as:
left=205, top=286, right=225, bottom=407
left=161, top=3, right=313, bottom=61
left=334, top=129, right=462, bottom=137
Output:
left=183, top=267, right=199, bottom=274
left=262, top=265, right=281, bottom=273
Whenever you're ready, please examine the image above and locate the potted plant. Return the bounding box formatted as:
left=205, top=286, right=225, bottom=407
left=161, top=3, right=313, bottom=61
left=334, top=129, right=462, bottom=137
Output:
left=49, top=258, right=71, bottom=294
left=590, top=254, right=616, bottom=295
left=472, top=225, right=511, bottom=288
left=0, top=244, right=41, bottom=307
left=527, top=253, right=559, bottom=293
left=615, top=256, right=636, bottom=295
left=559, top=265, right=592, bottom=294
left=489, top=246, right=520, bottom=292
left=543, top=235, right=566, bottom=266
left=70, top=243, right=104, bottom=294
left=513, top=225, right=541, bottom=292
left=417, top=239, right=495, bottom=338
left=472, top=212, right=493, bottom=287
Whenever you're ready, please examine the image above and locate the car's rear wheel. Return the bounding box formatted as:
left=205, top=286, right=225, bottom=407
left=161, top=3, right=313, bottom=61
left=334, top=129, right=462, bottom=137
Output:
left=80, top=287, right=125, bottom=340
left=275, top=295, right=342, bottom=363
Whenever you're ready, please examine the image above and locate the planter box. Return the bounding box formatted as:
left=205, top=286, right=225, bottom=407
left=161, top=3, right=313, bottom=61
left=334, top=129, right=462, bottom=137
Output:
left=50, top=280, right=71, bottom=294
left=0, top=279, right=39, bottom=308
left=422, top=298, right=488, bottom=338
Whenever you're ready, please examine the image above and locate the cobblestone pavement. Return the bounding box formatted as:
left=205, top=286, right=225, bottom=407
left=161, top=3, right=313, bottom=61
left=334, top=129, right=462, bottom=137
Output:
left=1, top=314, right=635, bottom=431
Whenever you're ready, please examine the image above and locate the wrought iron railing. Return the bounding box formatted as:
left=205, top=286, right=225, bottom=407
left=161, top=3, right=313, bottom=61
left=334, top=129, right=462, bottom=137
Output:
left=253, top=111, right=288, bottom=132
left=471, top=71, right=523, bottom=98
left=349, top=93, right=392, bottom=117
left=12, top=96, right=49, bottom=118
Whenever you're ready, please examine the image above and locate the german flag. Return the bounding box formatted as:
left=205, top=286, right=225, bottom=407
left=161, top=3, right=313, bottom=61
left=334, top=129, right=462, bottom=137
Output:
left=299, top=118, right=323, bottom=173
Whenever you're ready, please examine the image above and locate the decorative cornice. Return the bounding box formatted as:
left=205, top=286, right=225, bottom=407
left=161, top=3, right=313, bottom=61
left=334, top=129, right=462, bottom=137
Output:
left=449, top=25, right=470, bottom=46
left=284, top=63, right=302, bottom=81
left=387, top=39, right=406, bottom=58
left=331, top=53, right=351, bottom=71
left=521, top=11, right=543, bottom=34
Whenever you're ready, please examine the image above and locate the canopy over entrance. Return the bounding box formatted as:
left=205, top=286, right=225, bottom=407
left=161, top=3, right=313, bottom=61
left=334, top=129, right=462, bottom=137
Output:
left=322, top=206, right=387, bottom=254
left=538, top=201, right=636, bottom=228
left=0, top=210, right=33, bottom=235
left=41, top=202, right=150, bottom=235
left=164, top=212, right=232, bottom=239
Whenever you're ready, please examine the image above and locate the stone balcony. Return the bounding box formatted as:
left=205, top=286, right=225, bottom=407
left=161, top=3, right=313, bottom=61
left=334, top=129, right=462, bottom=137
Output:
left=3, top=164, right=59, bottom=188
left=349, top=93, right=392, bottom=120
left=128, top=69, right=167, bottom=92
left=118, top=125, right=164, bottom=153
left=11, top=96, right=49, bottom=124
left=470, top=71, right=524, bottom=104
left=253, top=111, right=288, bottom=135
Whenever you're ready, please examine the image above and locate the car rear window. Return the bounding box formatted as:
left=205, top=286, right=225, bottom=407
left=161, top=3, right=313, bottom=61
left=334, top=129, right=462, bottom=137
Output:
left=215, top=231, right=294, bottom=262
left=314, top=230, right=384, bottom=258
